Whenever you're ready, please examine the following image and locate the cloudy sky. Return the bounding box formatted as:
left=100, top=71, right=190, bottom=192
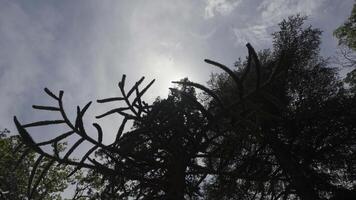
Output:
left=0, top=0, right=354, bottom=136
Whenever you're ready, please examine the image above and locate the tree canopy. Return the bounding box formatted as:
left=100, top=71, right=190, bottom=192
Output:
left=334, top=3, right=356, bottom=50
left=334, top=2, right=356, bottom=95
left=11, top=15, right=356, bottom=200
left=203, top=15, right=356, bottom=200
left=0, top=129, right=77, bottom=200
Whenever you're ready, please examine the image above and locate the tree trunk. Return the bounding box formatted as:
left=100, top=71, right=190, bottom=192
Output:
left=267, top=134, right=320, bottom=200
left=166, top=159, right=186, bottom=200
left=165, top=133, right=187, bottom=200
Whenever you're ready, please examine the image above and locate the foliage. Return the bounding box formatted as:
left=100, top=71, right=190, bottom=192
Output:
left=202, top=15, right=356, bottom=200
left=86, top=79, right=213, bottom=199
left=334, top=3, right=356, bottom=50
left=0, top=129, right=76, bottom=200
left=334, top=2, right=356, bottom=92
left=345, top=68, right=356, bottom=93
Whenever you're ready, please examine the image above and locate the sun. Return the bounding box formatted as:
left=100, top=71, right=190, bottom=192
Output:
left=141, top=53, right=186, bottom=100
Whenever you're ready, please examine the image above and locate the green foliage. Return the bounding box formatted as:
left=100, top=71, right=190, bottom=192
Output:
left=334, top=3, right=356, bottom=50
left=0, top=129, right=82, bottom=200
left=346, top=68, right=356, bottom=93
left=334, top=2, right=356, bottom=96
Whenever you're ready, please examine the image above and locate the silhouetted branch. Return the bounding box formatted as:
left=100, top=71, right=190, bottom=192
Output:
left=14, top=75, right=156, bottom=199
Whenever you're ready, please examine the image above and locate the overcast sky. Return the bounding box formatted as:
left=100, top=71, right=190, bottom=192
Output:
left=1, top=0, right=354, bottom=135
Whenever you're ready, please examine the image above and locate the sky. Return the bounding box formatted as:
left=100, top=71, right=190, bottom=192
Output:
left=0, top=0, right=354, bottom=197
left=0, top=0, right=354, bottom=141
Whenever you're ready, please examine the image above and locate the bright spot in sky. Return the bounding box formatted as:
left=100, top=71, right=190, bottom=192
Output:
left=142, top=53, right=186, bottom=99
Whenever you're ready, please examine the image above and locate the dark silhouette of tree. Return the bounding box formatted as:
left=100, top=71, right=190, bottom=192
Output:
left=89, top=79, right=213, bottom=199
left=13, top=76, right=156, bottom=199
left=13, top=40, right=274, bottom=199
left=13, top=15, right=356, bottom=200
left=199, top=15, right=356, bottom=200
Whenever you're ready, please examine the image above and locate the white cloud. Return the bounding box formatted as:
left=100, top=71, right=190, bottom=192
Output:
left=233, top=24, right=271, bottom=48
left=204, top=0, right=242, bottom=19
left=258, top=0, right=327, bottom=25
left=232, top=0, right=327, bottom=47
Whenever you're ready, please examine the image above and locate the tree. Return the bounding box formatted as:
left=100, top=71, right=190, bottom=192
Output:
left=89, top=79, right=212, bottom=199
left=334, top=3, right=356, bottom=51
left=13, top=41, right=272, bottom=199
left=0, top=129, right=77, bottom=200
left=334, top=2, right=356, bottom=92
left=200, top=15, right=356, bottom=200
